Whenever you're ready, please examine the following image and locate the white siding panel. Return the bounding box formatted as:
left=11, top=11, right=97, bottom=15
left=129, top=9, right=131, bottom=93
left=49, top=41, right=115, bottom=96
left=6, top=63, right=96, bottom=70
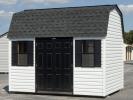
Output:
left=105, top=9, right=124, bottom=95
left=0, top=34, right=8, bottom=72
left=9, top=39, right=35, bottom=93
left=74, top=38, right=105, bottom=96
left=9, top=67, right=35, bottom=92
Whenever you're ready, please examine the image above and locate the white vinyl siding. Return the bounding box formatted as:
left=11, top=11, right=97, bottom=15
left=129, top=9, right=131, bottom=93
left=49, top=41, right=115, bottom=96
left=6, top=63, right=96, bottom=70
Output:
left=9, top=39, right=35, bottom=92
left=73, top=38, right=105, bottom=96
left=0, top=34, right=8, bottom=72
left=9, top=67, right=35, bottom=92
left=105, top=9, right=124, bottom=95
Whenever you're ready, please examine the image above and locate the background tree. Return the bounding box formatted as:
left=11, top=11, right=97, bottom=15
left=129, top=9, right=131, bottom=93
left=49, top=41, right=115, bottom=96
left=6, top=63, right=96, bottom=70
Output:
left=124, top=30, right=133, bottom=45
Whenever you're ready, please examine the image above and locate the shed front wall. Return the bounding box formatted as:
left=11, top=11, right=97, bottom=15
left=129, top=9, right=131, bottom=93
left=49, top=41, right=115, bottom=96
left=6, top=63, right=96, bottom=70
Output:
left=9, top=37, right=105, bottom=96
left=105, top=9, right=124, bottom=95
left=9, top=39, right=35, bottom=92
left=0, top=34, right=9, bottom=73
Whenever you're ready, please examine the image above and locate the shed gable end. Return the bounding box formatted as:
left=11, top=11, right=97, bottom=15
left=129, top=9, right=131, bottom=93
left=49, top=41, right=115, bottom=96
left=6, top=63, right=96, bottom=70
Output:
left=105, top=9, right=124, bottom=95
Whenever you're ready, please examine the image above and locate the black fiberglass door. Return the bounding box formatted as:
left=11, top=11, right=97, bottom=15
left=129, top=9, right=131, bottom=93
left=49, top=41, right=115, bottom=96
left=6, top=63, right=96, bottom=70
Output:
left=36, top=37, right=73, bottom=93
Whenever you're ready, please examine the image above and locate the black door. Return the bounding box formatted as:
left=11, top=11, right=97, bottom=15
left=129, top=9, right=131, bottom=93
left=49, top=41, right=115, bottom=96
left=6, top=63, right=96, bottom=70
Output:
left=36, top=37, right=73, bottom=94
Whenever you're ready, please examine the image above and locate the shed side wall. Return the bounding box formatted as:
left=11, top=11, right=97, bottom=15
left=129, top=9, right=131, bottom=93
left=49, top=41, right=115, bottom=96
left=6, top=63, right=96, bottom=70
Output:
left=0, top=35, right=8, bottom=72
left=73, top=38, right=105, bottom=96
left=9, top=39, right=35, bottom=92
left=105, top=9, right=124, bottom=95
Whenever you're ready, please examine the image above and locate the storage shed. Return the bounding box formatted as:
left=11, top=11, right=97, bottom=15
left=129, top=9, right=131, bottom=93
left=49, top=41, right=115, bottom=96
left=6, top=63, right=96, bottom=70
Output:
left=7, top=5, right=124, bottom=97
left=0, top=32, right=9, bottom=73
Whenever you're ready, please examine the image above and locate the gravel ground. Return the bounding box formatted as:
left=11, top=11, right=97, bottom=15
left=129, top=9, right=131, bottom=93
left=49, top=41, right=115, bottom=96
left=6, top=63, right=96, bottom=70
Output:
left=0, top=63, right=133, bottom=100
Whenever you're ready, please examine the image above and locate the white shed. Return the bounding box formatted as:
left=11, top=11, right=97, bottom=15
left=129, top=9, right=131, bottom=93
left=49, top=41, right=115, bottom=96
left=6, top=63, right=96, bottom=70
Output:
left=7, top=5, right=124, bottom=97
left=0, top=33, right=8, bottom=73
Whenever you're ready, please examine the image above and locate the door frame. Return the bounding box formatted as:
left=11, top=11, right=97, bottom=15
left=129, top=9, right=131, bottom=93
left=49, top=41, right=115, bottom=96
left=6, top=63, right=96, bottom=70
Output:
left=35, top=37, right=73, bottom=94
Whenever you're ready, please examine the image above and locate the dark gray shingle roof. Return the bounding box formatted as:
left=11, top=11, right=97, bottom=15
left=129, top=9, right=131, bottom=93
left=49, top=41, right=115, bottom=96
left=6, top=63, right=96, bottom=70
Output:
left=8, top=5, right=122, bottom=38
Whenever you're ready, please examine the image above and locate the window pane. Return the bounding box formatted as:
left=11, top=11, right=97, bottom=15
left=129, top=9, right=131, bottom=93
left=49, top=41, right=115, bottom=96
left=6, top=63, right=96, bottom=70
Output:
left=18, top=42, right=27, bottom=54
left=82, top=54, right=94, bottom=67
left=88, top=46, right=94, bottom=53
left=83, top=41, right=94, bottom=53
left=18, top=54, right=28, bottom=65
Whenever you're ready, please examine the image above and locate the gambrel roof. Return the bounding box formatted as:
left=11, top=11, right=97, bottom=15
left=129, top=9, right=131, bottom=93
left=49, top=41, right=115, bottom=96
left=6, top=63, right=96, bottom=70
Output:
left=8, top=5, right=123, bottom=38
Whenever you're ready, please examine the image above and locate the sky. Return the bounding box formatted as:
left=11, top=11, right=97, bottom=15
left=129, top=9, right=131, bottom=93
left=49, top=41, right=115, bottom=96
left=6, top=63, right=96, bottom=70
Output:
left=0, top=0, right=133, bottom=34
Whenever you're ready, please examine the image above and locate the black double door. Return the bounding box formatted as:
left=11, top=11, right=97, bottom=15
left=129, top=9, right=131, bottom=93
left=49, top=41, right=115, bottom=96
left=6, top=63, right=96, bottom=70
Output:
left=36, top=37, right=73, bottom=94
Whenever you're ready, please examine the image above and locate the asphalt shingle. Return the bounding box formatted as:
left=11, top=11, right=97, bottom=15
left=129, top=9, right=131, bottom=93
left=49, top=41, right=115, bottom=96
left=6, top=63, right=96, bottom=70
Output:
left=8, top=5, right=122, bottom=38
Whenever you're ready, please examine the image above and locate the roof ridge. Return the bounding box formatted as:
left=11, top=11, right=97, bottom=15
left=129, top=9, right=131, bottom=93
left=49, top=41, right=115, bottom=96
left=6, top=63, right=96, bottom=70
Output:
left=23, top=4, right=117, bottom=12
